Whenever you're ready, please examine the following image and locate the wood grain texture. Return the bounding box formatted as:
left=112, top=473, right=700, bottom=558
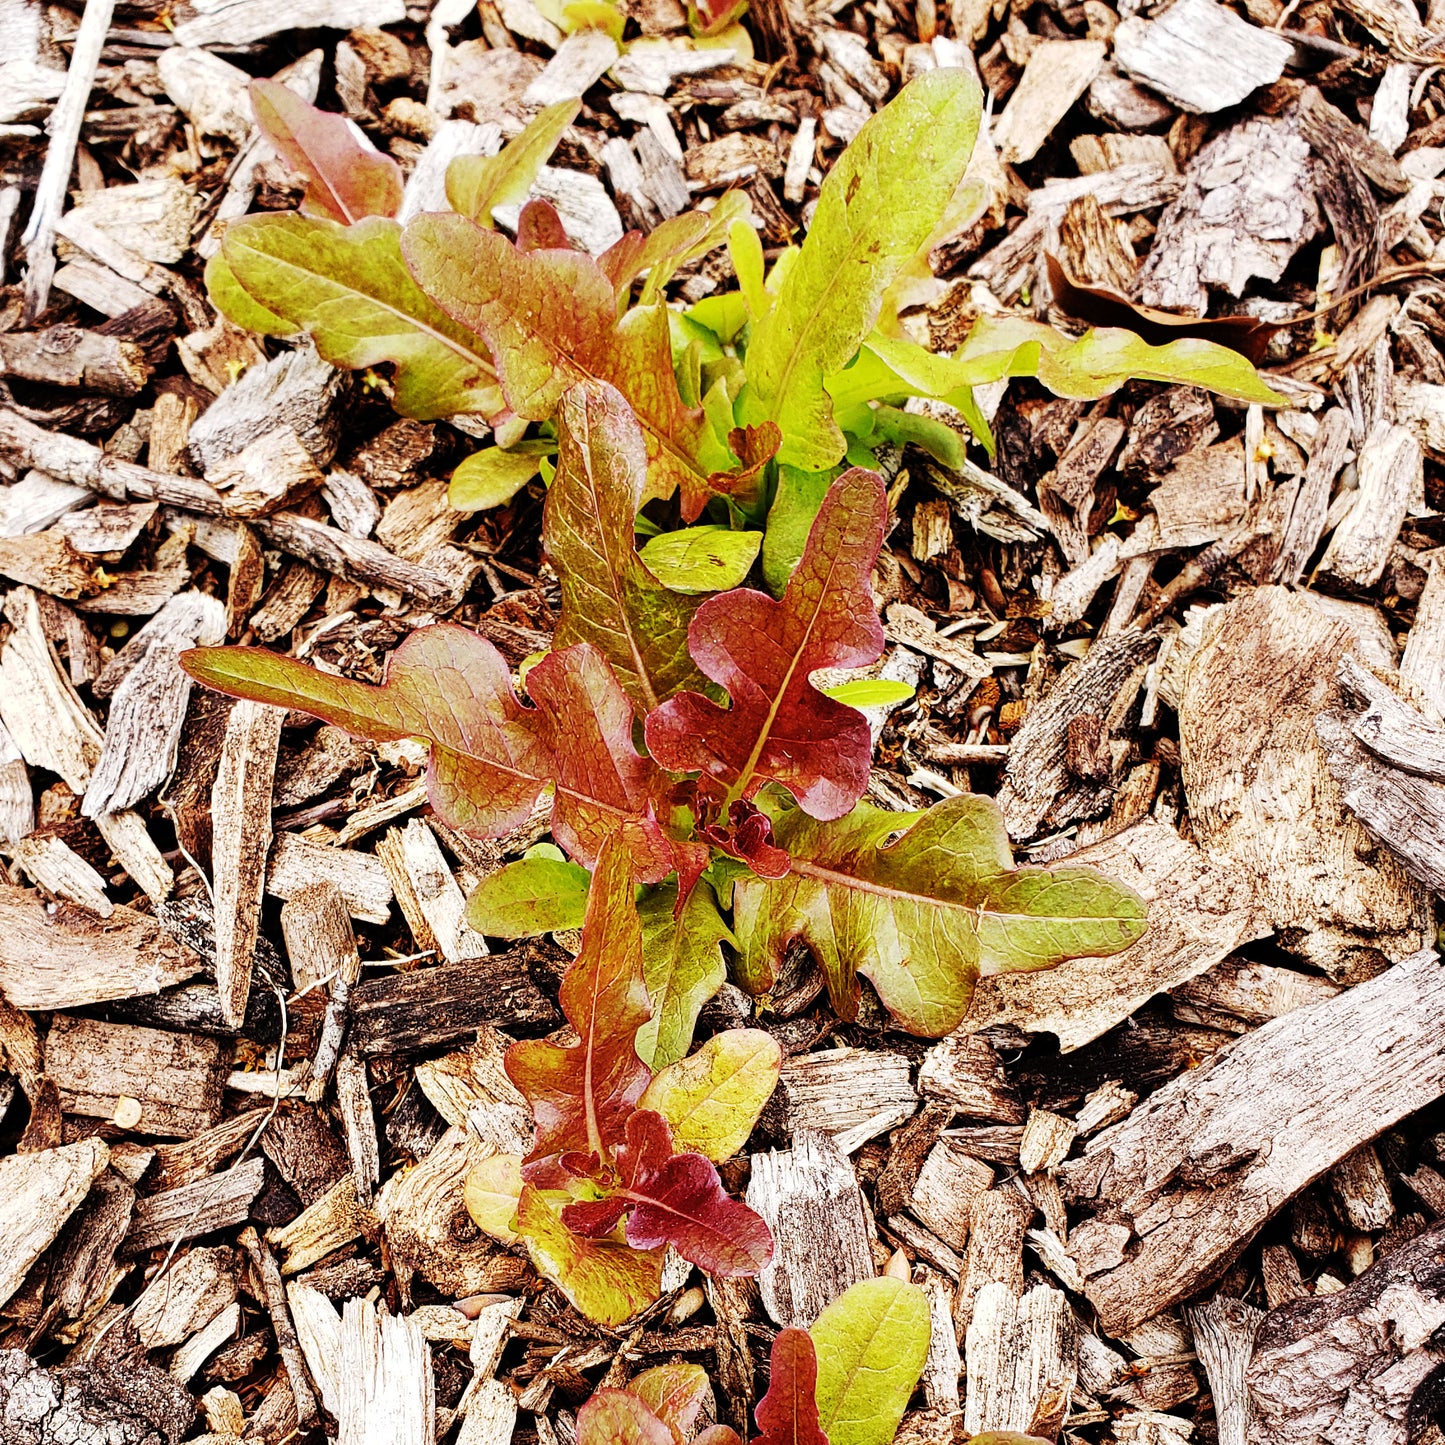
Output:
left=0, top=1138, right=108, bottom=1309
left=1179, top=586, right=1429, bottom=979
left=1061, top=949, right=1445, bottom=1335
left=746, top=1131, right=874, bottom=1327
left=46, top=1014, right=228, bottom=1136
left=211, top=698, right=283, bottom=1029
left=347, top=952, right=559, bottom=1056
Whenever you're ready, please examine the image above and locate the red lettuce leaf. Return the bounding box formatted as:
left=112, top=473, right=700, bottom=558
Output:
left=506, top=838, right=653, bottom=1185
left=756, top=1328, right=828, bottom=1445
left=564, top=1109, right=773, bottom=1276
left=645, top=468, right=887, bottom=820
left=249, top=80, right=402, bottom=224
left=181, top=628, right=676, bottom=880
left=400, top=214, right=710, bottom=510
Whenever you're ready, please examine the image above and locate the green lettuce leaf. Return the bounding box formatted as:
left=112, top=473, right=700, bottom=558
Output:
left=732, top=793, right=1148, bottom=1036
left=740, top=69, right=982, bottom=469
left=634, top=880, right=732, bottom=1070
left=447, top=100, right=581, bottom=227
left=215, top=214, right=503, bottom=420
left=811, top=1278, right=931, bottom=1445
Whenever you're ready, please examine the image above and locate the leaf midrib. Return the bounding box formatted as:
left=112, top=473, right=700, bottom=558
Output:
left=230, top=228, right=499, bottom=387
left=785, top=856, right=1139, bottom=926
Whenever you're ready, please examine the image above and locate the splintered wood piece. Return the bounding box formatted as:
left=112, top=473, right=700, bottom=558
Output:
left=281, top=883, right=363, bottom=1103
left=378, top=820, right=487, bottom=965
left=0, top=1137, right=108, bottom=1309
left=0, top=326, right=148, bottom=395
left=172, top=1299, right=242, bottom=1382
left=1327, top=1144, right=1395, bottom=1232
left=1171, top=957, right=1340, bottom=1032
left=916, top=1268, right=961, bottom=1415
left=957, top=1188, right=1034, bottom=1331
left=263, top=1107, right=350, bottom=1207
left=1149, top=439, right=1247, bottom=549
left=909, top=1142, right=994, bottom=1254
left=335, top=1296, right=434, bottom=1445
left=150, top=1108, right=268, bottom=1192
left=1061, top=949, right=1445, bottom=1335
left=240, top=1224, right=320, bottom=1430
left=992, top=40, right=1105, bottom=165
left=336, top=1051, right=381, bottom=1208
left=206, top=427, right=326, bottom=519
left=266, top=1174, right=371, bottom=1276
left=12, top=834, right=110, bottom=917
left=269, top=833, right=394, bottom=928
left=1247, top=1224, right=1445, bottom=1444
left=457, top=1379, right=517, bottom=1445
left=82, top=591, right=225, bottom=817
left=251, top=559, right=327, bottom=642
left=779, top=1046, right=916, bottom=1138
left=1018, top=1110, right=1078, bottom=1174
left=57, top=500, right=158, bottom=555
left=1276, top=407, right=1351, bottom=587
left=1318, top=422, right=1422, bottom=590
left=42, top=1171, right=135, bottom=1328
left=46, top=1015, right=227, bottom=1136
left=281, top=880, right=361, bottom=996
left=746, top=1131, right=875, bottom=1327
left=187, top=347, right=343, bottom=474
left=124, top=1157, right=266, bottom=1254
left=1318, top=713, right=1445, bottom=891
left=347, top=952, right=559, bottom=1056
left=1402, top=557, right=1445, bottom=720
left=376, top=1126, right=510, bottom=1297
left=1179, top=587, right=1429, bottom=979
left=132, top=1244, right=238, bottom=1349
left=1338, top=654, right=1445, bottom=777
left=963, top=817, right=1270, bottom=1050
left=917, top=1034, right=1026, bottom=1123
left=0, top=584, right=104, bottom=793
left=288, top=1282, right=343, bottom=1419
left=997, top=627, right=1160, bottom=840
left=225, top=522, right=266, bottom=637
left=414, top=1030, right=533, bottom=1155
left=0, top=885, right=204, bottom=1007
left=964, top=1282, right=1076, bottom=1439
left=1113, top=0, right=1290, bottom=114
left=1186, top=1297, right=1262, bottom=1445
left=0, top=718, right=32, bottom=845
left=211, top=698, right=284, bottom=1029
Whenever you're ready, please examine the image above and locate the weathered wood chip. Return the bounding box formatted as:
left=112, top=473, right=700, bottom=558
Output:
left=0, top=885, right=203, bottom=1007
left=1180, top=586, right=1429, bottom=979
left=1061, top=948, right=1445, bottom=1335
left=746, top=1131, right=874, bottom=1327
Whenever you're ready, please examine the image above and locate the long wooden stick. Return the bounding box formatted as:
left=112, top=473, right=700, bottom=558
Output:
left=21, top=0, right=116, bottom=322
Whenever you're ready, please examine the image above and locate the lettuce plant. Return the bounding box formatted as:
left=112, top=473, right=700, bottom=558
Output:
left=178, top=62, right=1289, bottom=1324
left=208, top=69, right=1281, bottom=551
left=571, top=1278, right=931, bottom=1445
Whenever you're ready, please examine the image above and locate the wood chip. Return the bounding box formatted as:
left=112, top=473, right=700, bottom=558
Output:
left=1113, top=0, right=1291, bottom=114
left=1180, top=587, right=1429, bottom=979
left=746, top=1131, right=874, bottom=1327
left=1062, top=948, right=1445, bottom=1334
